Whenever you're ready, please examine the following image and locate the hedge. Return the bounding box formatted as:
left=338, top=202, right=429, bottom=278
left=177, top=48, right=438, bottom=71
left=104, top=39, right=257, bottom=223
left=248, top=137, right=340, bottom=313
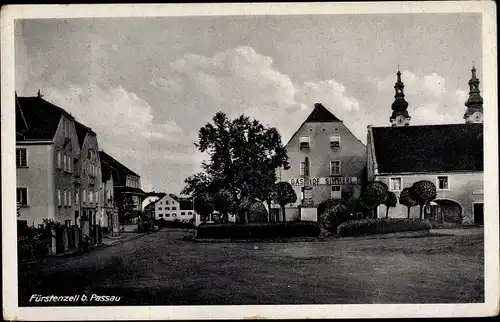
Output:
left=337, top=218, right=432, bottom=237
left=197, top=221, right=321, bottom=239
left=155, top=219, right=194, bottom=229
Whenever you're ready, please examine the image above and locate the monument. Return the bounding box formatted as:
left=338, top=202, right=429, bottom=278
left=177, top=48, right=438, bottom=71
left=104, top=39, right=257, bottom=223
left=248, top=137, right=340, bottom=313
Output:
left=300, top=157, right=318, bottom=221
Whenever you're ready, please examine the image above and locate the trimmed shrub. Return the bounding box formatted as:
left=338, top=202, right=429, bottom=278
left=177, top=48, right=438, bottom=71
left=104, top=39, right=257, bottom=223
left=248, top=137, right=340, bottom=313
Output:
left=196, top=221, right=321, bottom=239
left=337, top=218, right=432, bottom=237
left=248, top=202, right=268, bottom=223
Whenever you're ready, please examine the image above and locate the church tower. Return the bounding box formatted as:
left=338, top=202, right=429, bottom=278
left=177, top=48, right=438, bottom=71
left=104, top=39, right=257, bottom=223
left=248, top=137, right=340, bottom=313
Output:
left=464, top=66, right=483, bottom=124
left=389, top=70, right=411, bottom=127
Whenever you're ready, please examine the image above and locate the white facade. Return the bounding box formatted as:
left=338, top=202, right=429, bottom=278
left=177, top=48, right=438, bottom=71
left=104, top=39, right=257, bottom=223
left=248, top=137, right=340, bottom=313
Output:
left=154, top=194, right=194, bottom=222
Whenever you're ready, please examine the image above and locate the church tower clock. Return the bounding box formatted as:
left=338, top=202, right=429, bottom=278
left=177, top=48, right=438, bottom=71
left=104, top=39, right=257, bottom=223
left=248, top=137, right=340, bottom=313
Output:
left=464, top=66, right=483, bottom=124
left=389, top=70, right=411, bottom=127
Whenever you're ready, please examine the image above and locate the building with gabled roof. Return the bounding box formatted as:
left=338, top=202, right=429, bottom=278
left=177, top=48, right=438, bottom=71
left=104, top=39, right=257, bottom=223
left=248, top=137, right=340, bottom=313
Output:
left=276, top=102, right=367, bottom=221
left=99, top=150, right=145, bottom=223
left=367, top=68, right=484, bottom=226
left=16, top=92, right=82, bottom=227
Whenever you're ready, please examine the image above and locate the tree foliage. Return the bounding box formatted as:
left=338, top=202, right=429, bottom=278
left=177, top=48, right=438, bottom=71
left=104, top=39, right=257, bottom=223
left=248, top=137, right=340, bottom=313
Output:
left=193, top=193, right=215, bottom=222
left=182, top=112, right=289, bottom=223
left=384, top=191, right=398, bottom=218
left=410, top=180, right=437, bottom=219
left=272, top=181, right=297, bottom=222
left=399, top=187, right=418, bottom=218
left=213, top=189, right=235, bottom=222
left=248, top=202, right=268, bottom=223
left=361, top=181, right=389, bottom=217
left=117, top=194, right=139, bottom=223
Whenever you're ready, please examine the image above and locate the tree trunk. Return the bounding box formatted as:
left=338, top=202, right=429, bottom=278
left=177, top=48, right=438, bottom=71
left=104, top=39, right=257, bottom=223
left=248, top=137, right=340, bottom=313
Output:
left=385, top=206, right=389, bottom=218
left=419, top=205, right=423, bottom=219
left=407, top=207, right=411, bottom=219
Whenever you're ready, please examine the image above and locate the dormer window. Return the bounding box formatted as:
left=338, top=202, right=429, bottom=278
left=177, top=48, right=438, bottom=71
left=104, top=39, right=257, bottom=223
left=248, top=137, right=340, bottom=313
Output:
left=330, top=135, right=341, bottom=148
left=299, top=136, right=310, bottom=149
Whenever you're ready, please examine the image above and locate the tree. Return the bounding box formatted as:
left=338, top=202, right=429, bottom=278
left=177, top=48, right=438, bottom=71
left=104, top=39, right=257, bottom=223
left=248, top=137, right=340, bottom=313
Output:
left=183, top=112, right=289, bottom=223
left=248, top=202, right=268, bottom=223
left=213, top=189, right=235, bottom=223
left=272, top=181, right=297, bottom=222
left=193, top=193, right=215, bottom=223
left=399, top=187, right=418, bottom=218
left=411, top=180, right=437, bottom=219
left=117, top=194, right=138, bottom=223
left=360, top=181, right=389, bottom=218
left=384, top=191, right=398, bottom=218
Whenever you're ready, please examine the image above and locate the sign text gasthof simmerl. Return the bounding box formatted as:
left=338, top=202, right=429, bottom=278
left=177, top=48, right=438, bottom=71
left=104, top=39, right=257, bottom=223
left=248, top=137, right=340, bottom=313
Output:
left=289, top=177, right=359, bottom=186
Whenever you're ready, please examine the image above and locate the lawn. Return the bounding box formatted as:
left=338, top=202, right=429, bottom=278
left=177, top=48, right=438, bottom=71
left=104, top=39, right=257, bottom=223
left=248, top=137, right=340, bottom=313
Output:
left=19, top=229, right=484, bottom=305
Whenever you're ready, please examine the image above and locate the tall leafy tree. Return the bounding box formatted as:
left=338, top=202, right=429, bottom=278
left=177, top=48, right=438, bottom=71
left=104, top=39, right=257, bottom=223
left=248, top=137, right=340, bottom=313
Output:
left=272, top=181, right=297, bottom=222
left=193, top=193, right=215, bottom=223
left=399, top=187, right=418, bottom=218
left=361, top=181, right=389, bottom=218
left=411, top=180, right=437, bottom=219
left=116, top=194, right=138, bottom=224
left=213, top=189, right=235, bottom=223
left=384, top=191, right=398, bottom=218
left=184, top=112, right=289, bottom=222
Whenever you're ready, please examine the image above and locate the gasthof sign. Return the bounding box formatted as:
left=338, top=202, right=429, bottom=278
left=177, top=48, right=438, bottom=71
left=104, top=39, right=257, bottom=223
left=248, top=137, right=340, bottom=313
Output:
left=289, top=177, right=358, bottom=186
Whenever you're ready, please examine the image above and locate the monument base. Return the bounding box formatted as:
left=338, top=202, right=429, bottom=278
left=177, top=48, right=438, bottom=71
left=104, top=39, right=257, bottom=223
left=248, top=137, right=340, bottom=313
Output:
left=300, top=206, right=318, bottom=222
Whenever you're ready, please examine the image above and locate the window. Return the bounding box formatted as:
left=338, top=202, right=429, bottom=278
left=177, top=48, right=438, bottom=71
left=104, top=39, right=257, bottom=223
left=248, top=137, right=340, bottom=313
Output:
left=181, top=212, right=186, bottom=216
left=57, top=151, right=62, bottom=169
left=437, top=176, right=449, bottom=190
left=69, top=189, right=72, bottom=205
left=16, top=187, right=28, bottom=206
left=16, top=149, right=27, bottom=167
left=299, top=136, right=310, bottom=148
left=159, top=207, right=162, bottom=210
left=172, top=207, right=177, bottom=210
left=172, top=213, right=177, bottom=217
left=300, top=159, right=310, bottom=176
left=165, top=207, right=170, bottom=210
left=389, top=177, right=402, bottom=191
left=159, top=214, right=163, bottom=218
left=58, top=189, right=61, bottom=207
left=64, top=190, right=67, bottom=206
left=188, top=212, right=192, bottom=215
left=330, top=160, right=341, bottom=176
left=68, top=156, right=72, bottom=173
left=89, top=190, right=93, bottom=203
left=83, top=189, right=87, bottom=203
left=65, top=220, right=72, bottom=227
left=330, top=135, right=341, bottom=148
left=331, top=185, right=342, bottom=199
left=96, top=190, right=99, bottom=203
left=165, top=214, right=170, bottom=217
left=166, top=201, right=169, bottom=205
left=76, top=187, right=80, bottom=204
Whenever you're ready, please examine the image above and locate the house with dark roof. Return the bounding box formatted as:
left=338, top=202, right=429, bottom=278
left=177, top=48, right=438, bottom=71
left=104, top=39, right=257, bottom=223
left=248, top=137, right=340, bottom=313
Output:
left=367, top=68, right=484, bottom=226
left=277, top=102, right=367, bottom=221
left=73, top=120, right=104, bottom=230
left=16, top=92, right=82, bottom=229
left=99, top=150, right=145, bottom=223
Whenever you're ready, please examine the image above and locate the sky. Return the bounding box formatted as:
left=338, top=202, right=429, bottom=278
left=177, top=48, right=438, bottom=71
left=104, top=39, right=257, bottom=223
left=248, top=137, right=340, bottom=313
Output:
left=15, top=13, right=482, bottom=194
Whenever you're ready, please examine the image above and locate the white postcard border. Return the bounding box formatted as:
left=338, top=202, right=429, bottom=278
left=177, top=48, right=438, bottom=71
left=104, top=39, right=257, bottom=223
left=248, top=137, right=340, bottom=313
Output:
left=2, top=1, right=498, bottom=320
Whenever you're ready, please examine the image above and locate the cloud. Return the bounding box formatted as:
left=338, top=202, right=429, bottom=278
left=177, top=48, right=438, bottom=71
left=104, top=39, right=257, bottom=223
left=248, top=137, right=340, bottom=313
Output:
left=152, top=46, right=364, bottom=143
left=40, top=83, right=198, bottom=192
